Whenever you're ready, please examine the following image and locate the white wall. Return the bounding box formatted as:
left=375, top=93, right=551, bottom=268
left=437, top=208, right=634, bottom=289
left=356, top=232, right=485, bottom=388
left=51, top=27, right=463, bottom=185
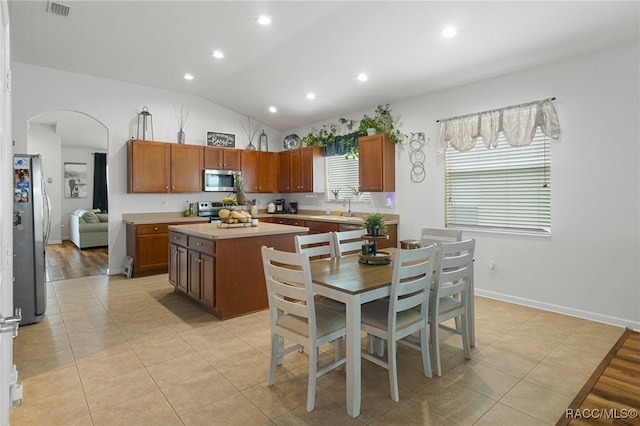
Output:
left=11, top=63, right=282, bottom=276
left=286, top=42, right=640, bottom=329
left=26, top=123, right=62, bottom=243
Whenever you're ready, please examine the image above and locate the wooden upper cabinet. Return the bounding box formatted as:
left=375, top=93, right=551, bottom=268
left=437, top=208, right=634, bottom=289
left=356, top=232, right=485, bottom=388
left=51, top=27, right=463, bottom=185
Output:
left=170, top=144, right=203, bottom=192
left=204, top=147, right=241, bottom=170
left=281, top=146, right=324, bottom=193
left=128, top=140, right=170, bottom=193
left=258, top=152, right=277, bottom=193
left=241, top=151, right=276, bottom=193
left=358, top=134, right=395, bottom=192
left=240, top=150, right=259, bottom=192
left=278, top=151, right=291, bottom=192
left=128, top=139, right=203, bottom=193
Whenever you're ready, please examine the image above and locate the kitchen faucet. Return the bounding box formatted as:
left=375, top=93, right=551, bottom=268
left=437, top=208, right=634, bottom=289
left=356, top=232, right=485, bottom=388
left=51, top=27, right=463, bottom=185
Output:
left=344, top=197, right=353, bottom=217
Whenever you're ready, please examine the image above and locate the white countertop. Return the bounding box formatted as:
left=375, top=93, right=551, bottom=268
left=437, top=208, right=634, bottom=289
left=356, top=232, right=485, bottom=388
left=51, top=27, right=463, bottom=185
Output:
left=168, top=222, right=309, bottom=240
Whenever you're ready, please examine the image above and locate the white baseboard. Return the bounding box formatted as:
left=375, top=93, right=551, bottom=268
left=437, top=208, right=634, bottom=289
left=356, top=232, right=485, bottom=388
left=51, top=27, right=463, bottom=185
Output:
left=475, top=289, right=640, bottom=331
left=46, top=239, right=62, bottom=245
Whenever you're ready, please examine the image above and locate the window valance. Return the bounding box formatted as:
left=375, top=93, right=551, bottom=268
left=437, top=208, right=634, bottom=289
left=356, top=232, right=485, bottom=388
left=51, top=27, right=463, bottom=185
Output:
left=437, top=98, right=560, bottom=154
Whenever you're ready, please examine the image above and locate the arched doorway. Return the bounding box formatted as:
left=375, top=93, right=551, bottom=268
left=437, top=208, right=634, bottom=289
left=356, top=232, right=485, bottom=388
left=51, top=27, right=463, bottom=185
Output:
left=26, top=110, right=109, bottom=280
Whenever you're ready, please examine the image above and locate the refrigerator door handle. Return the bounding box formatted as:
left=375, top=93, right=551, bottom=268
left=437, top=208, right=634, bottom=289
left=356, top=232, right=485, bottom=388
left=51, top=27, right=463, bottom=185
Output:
left=42, top=180, right=52, bottom=245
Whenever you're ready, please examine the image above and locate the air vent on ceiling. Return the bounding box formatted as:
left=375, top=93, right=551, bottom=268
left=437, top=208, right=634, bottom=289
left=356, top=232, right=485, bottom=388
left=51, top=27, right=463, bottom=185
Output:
left=46, top=1, right=70, bottom=17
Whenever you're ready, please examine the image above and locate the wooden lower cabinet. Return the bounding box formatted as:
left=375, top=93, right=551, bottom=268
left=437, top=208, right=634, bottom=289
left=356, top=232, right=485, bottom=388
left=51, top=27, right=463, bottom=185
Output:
left=127, top=220, right=206, bottom=277
left=168, top=243, right=188, bottom=292
left=168, top=229, right=303, bottom=319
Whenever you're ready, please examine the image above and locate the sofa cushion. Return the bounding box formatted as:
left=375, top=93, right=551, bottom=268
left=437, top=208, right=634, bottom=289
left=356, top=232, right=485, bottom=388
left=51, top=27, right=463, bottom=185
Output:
left=96, top=213, right=108, bottom=222
left=82, top=210, right=100, bottom=224
left=78, top=222, right=108, bottom=233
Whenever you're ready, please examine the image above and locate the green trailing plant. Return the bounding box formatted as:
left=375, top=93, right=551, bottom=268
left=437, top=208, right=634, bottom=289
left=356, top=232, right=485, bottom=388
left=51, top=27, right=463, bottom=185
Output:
left=358, top=104, right=404, bottom=144
left=349, top=186, right=362, bottom=198
left=362, top=212, right=387, bottom=233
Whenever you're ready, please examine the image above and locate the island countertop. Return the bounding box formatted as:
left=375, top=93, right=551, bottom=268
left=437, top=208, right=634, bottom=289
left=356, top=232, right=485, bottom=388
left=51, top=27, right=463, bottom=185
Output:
left=168, top=221, right=309, bottom=240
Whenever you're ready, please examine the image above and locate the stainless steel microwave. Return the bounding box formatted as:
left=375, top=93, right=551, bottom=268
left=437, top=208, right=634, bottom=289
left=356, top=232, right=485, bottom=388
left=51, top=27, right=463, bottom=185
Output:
left=203, top=169, right=241, bottom=192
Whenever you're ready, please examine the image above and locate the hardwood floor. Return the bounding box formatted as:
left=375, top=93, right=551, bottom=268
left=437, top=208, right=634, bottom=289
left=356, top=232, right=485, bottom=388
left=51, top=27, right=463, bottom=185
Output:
left=45, top=240, right=108, bottom=281
left=559, top=328, right=640, bottom=426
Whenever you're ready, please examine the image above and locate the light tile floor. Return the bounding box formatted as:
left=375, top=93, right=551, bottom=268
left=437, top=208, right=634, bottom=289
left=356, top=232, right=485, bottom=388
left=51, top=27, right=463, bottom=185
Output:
left=10, top=274, right=623, bottom=425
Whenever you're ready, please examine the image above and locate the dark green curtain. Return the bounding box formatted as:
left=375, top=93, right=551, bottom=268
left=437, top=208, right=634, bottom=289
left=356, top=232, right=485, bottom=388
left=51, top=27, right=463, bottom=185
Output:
left=92, top=153, right=108, bottom=212
left=322, top=132, right=359, bottom=157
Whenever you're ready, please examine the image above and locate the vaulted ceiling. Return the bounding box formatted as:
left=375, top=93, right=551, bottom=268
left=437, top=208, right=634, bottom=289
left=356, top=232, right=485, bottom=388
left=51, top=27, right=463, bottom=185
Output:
left=9, top=1, right=639, bottom=131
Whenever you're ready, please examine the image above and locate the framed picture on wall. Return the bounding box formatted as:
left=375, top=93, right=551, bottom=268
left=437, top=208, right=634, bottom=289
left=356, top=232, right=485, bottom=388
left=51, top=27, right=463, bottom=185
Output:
left=206, top=131, right=236, bottom=148
left=64, top=162, right=88, bottom=198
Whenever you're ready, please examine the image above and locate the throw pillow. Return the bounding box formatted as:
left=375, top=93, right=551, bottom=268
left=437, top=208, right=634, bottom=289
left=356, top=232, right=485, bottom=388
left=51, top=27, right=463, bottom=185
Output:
left=96, top=213, right=108, bottom=222
left=82, top=211, right=100, bottom=224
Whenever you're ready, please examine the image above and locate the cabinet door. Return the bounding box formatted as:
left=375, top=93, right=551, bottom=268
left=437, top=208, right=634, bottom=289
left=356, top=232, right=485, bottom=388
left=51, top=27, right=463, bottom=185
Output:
left=128, top=140, right=170, bottom=193
left=241, top=151, right=259, bottom=192
left=290, top=150, right=302, bottom=192
left=171, top=144, right=203, bottom=192
left=200, top=253, right=215, bottom=308
left=188, top=251, right=201, bottom=299
left=223, top=149, right=241, bottom=170
left=299, top=147, right=315, bottom=192
left=278, top=151, right=291, bottom=192
left=169, top=244, right=188, bottom=292
left=204, top=147, right=241, bottom=170
left=204, top=146, right=223, bottom=169
left=258, top=152, right=276, bottom=193
left=358, top=134, right=395, bottom=192
left=137, top=233, right=169, bottom=271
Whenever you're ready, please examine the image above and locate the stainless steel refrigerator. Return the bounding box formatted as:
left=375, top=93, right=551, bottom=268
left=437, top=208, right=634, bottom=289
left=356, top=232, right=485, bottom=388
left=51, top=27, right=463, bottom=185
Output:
left=13, top=154, right=51, bottom=325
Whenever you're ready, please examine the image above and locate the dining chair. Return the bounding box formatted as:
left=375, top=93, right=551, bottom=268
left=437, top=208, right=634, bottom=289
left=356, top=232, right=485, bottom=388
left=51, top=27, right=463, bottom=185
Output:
left=360, top=245, right=436, bottom=401
left=261, top=246, right=346, bottom=412
left=429, top=238, right=475, bottom=376
left=333, top=229, right=366, bottom=256
left=421, top=227, right=476, bottom=347
left=421, top=227, right=462, bottom=247
left=294, top=232, right=337, bottom=260
left=295, top=233, right=345, bottom=312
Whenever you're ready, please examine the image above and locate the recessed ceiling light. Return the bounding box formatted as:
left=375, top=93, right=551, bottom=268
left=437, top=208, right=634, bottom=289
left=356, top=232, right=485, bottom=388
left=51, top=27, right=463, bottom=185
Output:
left=357, top=73, right=368, bottom=82
left=306, top=92, right=316, bottom=100
left=269, top=106, right=277, bottom=113
left=212, top=50, right=224, bottom=59
left=183, top=73, right=194, bottom=80
left=442, top=26, right=457, bottom=38
left=257, top=15, right=271, bottom=25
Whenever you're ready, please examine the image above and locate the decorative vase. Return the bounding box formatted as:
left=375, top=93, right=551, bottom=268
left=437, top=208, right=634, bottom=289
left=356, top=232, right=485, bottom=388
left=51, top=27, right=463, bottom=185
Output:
left=370, top=228, right=380, bottom=237
left=367, top=128, right=377, bottom=136
left=177, top=129, right=185, bottom=144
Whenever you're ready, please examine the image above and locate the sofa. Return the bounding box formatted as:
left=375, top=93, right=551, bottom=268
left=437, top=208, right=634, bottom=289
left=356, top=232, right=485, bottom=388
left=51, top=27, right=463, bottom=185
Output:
left=69, top=209, right=108, bottom=249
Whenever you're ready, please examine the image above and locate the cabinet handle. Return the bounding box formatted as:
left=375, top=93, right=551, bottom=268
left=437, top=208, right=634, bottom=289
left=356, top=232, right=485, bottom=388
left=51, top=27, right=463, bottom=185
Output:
left=154, top=227, right=158, bottom=231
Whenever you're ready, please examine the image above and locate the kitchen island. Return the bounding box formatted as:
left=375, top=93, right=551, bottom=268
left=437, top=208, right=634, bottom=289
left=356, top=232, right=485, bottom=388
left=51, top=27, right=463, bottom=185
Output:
left=167, top=222, right=308, bottom=319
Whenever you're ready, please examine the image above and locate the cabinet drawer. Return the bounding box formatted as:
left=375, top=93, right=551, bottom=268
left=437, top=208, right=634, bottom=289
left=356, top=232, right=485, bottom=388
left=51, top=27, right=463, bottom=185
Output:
left=137, top=223, right=170, bottom=235
left=169, top=231, right=188, bottom=246
left=188, top=236, right=215, bottom=253
left=305, top=220, right=339, bottom=233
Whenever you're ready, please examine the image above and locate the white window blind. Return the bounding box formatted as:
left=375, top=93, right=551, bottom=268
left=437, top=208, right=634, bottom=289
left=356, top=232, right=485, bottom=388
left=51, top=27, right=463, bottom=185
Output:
left=325, top=156, right=370, bottom=202
left=445, top=129, right=550, bottom=233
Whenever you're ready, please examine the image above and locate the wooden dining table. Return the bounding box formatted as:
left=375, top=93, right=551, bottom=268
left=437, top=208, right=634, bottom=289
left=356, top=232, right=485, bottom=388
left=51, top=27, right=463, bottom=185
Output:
left=309, top=248, right=398, bottom=418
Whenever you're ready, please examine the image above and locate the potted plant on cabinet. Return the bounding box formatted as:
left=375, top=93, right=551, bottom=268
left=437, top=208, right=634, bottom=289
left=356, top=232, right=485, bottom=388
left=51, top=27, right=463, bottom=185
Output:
left=358, top=104, right=404, bottom=144
left=362, top=212, right=387, bottom=237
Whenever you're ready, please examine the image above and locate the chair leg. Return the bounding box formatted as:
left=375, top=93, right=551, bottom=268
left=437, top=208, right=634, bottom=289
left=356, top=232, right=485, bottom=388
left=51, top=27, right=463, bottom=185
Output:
left=430, top=320, right=442, bottom=377
left=461, top=313, right=471, bottom=359
left=377, top=338, right=385, bottom=357
left=388, top=340, right=399, bottom=402
left=268, top=333, right=281, bottom=385
left=420, top=328, right=432, bottom=378
left=307, top=344, right=318, bottom=412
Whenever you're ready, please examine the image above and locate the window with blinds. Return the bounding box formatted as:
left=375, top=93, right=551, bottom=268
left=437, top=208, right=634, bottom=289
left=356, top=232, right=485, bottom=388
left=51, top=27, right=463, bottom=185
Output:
left=445, top=129, right=551, bottom=233
left=325, top=156, right=371, bottom=202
